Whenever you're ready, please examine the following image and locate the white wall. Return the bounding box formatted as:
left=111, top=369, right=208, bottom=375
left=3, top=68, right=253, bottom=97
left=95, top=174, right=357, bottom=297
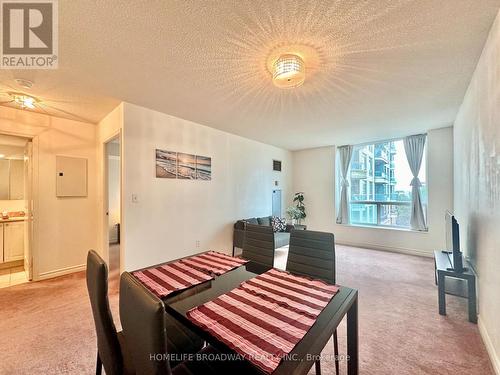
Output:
left=292, top=127, right=453, bottom=257
left=121, top=102, right=292, bottom=271
left=0, top=106, right=97, bottom=279
left=292, top=147, right=336, bottom=233
left=453, top=10, right=500, bottom=374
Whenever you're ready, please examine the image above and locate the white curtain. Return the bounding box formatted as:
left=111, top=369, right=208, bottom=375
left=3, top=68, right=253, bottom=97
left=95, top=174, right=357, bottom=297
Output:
left=336, top=145, right=353, bottom=224
left=403, top=134, right=427, bottom=231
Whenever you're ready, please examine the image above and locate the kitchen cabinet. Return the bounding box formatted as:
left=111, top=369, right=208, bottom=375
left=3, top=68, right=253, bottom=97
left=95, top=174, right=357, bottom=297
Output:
left=3, top=221, right=24, bottom=262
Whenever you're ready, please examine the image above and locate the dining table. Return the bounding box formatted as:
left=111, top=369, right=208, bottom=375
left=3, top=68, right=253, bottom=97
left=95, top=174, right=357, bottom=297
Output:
left=134, top=253, right=359, bottom=375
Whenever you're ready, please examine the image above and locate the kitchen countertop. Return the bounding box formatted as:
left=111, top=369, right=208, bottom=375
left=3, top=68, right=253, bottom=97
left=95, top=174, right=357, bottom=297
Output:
left=0, top=217, right=26, bottom=223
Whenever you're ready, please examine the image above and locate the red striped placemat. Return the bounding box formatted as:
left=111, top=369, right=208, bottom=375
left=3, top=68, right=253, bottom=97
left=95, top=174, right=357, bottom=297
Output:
left=186, top=268, right=339, bottom=374
left=132, top=261, right=214, bottom=298
left=180, top=251, right=249, bottom=276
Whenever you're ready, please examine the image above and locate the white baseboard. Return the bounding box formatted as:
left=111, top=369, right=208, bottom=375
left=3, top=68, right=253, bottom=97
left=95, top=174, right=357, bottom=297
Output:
left=336, top=240, right=434, bottom=258
left=37, top=263, right=86, bottom=280
left=479, top=316, right=500, bottom=375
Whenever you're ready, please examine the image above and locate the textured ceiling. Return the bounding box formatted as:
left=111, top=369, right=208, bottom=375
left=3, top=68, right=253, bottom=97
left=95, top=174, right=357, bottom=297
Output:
left=0, top=0, right=499, bottom=150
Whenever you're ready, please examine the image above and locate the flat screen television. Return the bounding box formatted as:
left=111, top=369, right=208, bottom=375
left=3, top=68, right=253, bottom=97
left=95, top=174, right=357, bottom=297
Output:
left=445, top=211, right=466, bottom=272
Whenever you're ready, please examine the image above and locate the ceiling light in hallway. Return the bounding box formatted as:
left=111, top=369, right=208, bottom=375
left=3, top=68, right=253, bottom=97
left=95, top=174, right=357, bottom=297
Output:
left=9, top=93, right=37, bottom=109
left=272, top=54, right=305, bottom=89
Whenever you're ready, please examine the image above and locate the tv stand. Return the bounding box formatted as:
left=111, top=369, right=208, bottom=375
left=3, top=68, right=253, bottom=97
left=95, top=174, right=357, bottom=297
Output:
left=434, top=251, right=476, bottom=323
left=446, top=266, right=468, bottom=272
left=440, top=250, right=468, bottom=272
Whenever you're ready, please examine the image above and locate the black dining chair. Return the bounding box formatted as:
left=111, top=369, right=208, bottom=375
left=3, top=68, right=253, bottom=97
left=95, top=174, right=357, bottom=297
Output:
left=286, top=230, right=339, bottom=375
left=119, top=272, right=259, bottom=375
left=241, top=224, right=275, bottom=268
left=120, top=271, right=171, bottom=374
left=86, top=250, right=134, bottom=375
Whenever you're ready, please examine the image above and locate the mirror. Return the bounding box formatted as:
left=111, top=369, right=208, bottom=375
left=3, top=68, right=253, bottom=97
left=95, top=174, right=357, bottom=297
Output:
left=0, top=159, right=24, bottom=200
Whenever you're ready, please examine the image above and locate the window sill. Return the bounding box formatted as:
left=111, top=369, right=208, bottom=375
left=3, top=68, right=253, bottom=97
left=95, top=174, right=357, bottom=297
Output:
left=337, top=223, right=429, bottom=234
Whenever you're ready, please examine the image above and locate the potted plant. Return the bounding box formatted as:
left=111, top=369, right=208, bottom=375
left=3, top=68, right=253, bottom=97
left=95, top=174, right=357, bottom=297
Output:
left=286, top=206, right=302, bottom=225
left=287, top=192, right=307, bottom=225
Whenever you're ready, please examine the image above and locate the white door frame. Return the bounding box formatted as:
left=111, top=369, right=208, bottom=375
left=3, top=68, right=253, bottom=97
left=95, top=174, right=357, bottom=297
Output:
left=102, top=130, right=122, bottom=271
left=24, top=140, right=34, bottom=280
left=0, top=129, right=38, bottom=280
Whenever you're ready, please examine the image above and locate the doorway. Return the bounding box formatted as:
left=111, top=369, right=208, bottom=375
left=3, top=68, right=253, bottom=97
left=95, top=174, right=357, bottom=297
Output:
left=105, top=136, right=121, bottom=289
left=0, top=134, right=33, bottom=288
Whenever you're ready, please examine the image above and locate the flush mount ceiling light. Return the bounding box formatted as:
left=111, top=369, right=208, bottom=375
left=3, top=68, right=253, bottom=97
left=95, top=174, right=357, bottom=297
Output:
left=9, top=92, right=37, bottom=109
left=272, top=54, right=305, bottom=89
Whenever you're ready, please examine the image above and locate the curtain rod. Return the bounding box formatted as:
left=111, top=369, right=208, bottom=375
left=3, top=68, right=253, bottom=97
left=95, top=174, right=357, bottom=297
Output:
left=339, top=133, right=427, bottom=148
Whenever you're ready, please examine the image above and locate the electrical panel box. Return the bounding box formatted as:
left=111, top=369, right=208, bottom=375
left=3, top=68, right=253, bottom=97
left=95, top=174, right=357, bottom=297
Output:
left=56, top=156, right=88, bottom=197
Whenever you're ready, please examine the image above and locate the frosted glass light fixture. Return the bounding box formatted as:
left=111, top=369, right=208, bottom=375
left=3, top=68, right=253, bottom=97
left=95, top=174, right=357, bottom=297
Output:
left=10, top=93, right=37, bottom=109
left=272, top=54, right=305, bottom=89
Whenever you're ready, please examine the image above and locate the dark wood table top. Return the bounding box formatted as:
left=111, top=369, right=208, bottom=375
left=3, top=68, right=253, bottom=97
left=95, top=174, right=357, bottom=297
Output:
left=162, top=260, right=358, bottom=375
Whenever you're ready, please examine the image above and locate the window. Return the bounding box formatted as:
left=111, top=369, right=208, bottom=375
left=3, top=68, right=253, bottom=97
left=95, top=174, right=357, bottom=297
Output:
left=342, top=138, right=427, bottom=229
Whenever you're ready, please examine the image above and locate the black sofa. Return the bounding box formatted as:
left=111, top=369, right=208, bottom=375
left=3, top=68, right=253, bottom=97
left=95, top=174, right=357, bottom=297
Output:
left=233, top=216, right=293, bottom=256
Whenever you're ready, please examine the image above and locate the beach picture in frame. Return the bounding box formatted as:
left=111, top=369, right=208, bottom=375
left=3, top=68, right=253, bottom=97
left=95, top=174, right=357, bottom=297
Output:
left=156, top=149, right=177, bottom=178
left=177, top=152, right=197, bottom=179
left=196, top=155, right=211, bottom=180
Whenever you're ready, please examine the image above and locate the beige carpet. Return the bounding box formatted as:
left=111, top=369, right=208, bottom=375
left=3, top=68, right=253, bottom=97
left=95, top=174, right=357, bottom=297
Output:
left=0, top=245, right=494, bottom=374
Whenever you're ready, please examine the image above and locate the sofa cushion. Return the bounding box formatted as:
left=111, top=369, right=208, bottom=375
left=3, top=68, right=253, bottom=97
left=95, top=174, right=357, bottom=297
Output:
left=246, top=218, right=259, bottom=225
left=271, top=216, right=287, bottom=233
left=257, top=216, right=271, bottom=226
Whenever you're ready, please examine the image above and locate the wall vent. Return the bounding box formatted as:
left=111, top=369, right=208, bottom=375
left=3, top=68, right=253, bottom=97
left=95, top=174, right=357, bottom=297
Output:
left=273, top=160, right=282, bottom=172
